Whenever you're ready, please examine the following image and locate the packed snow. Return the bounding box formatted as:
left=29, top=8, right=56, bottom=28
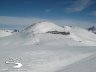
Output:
left=0, top=21, right=96, bottom=72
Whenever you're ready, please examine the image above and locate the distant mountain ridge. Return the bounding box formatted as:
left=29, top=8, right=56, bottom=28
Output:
left=87, top=26, right=96, bottom=34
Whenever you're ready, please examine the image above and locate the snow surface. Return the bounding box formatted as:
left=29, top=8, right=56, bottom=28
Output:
left=0, top=30, right=13, bottom=37
left=0, top=21, right=96, bottom=72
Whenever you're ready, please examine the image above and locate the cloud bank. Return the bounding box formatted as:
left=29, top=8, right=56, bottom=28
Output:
left=52, top=19, right=96, bottom=28
left=0, top=16, right=95, bottom=29
left=0, top=16, right=45, bottom=26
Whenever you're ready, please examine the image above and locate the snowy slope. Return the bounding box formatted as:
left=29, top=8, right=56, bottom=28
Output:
left=57, top=53, right=96, bottom=72
left=0, top=44, right=96, bottom=72
left=0, top=30, right=13, bottom=37
left=69, top=27, right=96, bottom=45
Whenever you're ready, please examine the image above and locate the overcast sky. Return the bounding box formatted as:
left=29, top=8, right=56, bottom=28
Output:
left=0, top=0, right=96, bottom=29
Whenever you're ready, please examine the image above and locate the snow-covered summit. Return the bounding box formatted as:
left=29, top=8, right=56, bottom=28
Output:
left=24, top=21, right=65, bottom=33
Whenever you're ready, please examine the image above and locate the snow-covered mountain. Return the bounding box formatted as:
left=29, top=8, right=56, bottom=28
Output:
left=0, top=21, right=96, bottom=72
left=23, top=21, right=96, bottom=45
left=0, top=21, right=96, bottom=46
